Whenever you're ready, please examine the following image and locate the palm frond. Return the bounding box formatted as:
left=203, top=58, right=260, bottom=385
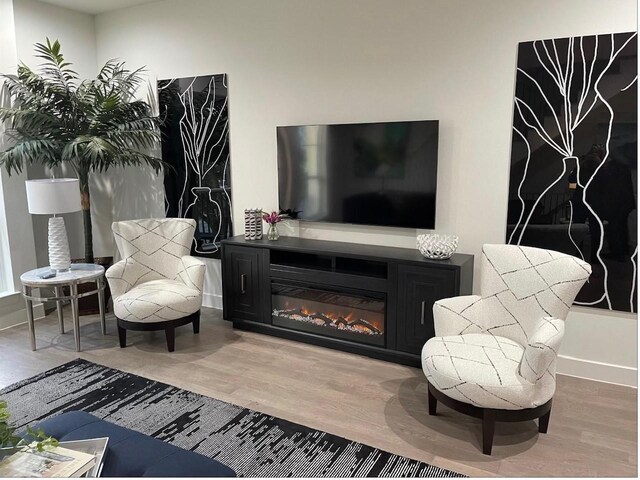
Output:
left=33, top=38, right=78, bottom=92
left=0, top=39, right=163, bottom=178
left=0, top=137, right=62, bottom=174
left=107, top=127, right=160, bottom=152
left=0, top=107, right=63, bottom=133
left=113, top=149, right=165, bottom=173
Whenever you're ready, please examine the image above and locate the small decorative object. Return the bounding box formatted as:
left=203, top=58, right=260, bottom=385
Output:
left=25, top=178, right=80, bottom=272
left=262, top=211, right=286, bottom=241
left=244, top=209, right=263, bottom=240
left=267, top=224, right=279, bottom=241
left=417, top=233, right=458, bottom=260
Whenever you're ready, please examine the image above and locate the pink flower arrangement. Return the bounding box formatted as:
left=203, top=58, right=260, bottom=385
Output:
left=262, top=211, right=286, bottom=225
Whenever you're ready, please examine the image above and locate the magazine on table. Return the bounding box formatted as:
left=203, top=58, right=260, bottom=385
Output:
left=58, top=438, right=109, bottom=477
left=0, top=443, right=96, bottom=477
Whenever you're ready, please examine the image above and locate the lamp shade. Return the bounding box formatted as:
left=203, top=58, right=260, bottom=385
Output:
left=25, top=178, right=81, bottom=215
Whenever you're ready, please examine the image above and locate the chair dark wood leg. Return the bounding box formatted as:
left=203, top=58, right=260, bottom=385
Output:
left=165, top=327, right=175, bottom=352
left=192, top=316, right=200, bottom=334
left=539, top=408, right=551, bottom=433
left=482, top=409, right=495, bottom=455
left=117, top=324, right=127, bottom=348
left=428, top=386, right=437, bottom=415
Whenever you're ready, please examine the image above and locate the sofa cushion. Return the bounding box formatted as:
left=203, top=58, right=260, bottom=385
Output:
left=422, top=333, right=555, bottom=410
left=35, top=411, right=235, bottom=477
left=113, top=279, right=202, bottom=323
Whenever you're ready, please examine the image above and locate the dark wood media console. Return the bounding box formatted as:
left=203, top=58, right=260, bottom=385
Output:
left=221, top=236, right=474, bottom=367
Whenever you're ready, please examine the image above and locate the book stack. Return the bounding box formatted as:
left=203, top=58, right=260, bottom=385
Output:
left=0, top=438, right=108, bottom=478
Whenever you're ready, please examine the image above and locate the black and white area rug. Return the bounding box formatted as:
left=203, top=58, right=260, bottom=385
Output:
left=0, top=359, right=464, bottom=478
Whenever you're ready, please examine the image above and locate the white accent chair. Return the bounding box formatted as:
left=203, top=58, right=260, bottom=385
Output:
left=422, top=244, right=591, bottom=454
left=106, top=218, right=206, bottom=352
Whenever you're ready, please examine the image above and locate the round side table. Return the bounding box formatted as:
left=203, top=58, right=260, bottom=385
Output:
left=20, top=263, right=106, bottom=352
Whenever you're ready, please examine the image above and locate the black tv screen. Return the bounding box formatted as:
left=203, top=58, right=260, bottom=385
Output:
left=277, top=120, right=439, bottom=229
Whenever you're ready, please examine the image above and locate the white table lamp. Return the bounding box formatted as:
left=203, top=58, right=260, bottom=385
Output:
left=25, top=178, right=81, bottom=272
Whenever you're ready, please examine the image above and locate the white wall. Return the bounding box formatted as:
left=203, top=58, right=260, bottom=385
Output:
left=0, top=0, right=45, bottom=328
left=13, top=0, right=96, bottom=80
left=0, top=0, right=38, bottom=293
left=0, top=0, right=17, bottom=83
left=0, top=0, right=20, bottom=293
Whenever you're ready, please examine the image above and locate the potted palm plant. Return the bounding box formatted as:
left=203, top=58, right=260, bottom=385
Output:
left=0, top=39, right=163, bottom=313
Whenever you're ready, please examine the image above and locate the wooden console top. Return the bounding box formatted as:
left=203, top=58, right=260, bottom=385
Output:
left=222, top=235, right=473, bottom=269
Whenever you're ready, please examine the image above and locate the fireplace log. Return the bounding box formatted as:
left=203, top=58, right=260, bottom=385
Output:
left=348, top=318, right=381, bottom=334
left=273, top=309, right=383, bottom=335
left=277, top=308, right=304, bottom=316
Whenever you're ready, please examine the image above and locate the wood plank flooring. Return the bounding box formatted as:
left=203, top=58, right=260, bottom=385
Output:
left=0, top=307, right=636, bottom=477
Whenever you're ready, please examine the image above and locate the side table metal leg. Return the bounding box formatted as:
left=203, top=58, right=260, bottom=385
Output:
left=55, top=286, right=65, bottom=334
left=70, top=283, right=81, bottom=352
left=23, top=286, right=36, bottom=351
left=97, top=277, right=106, bottom=335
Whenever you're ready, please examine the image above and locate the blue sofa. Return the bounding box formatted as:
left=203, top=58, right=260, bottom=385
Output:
left=35, top=411, right=236, bottom=477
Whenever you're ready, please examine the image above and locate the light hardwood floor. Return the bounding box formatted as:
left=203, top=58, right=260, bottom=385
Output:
left=0, top=307, right=636, bottom=477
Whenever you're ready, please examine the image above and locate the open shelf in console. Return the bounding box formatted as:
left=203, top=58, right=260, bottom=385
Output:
left=335, top=257, right=387, bottom=278
left=270, top=249, right=333, bottom=272
left=270, top=249, right=387, bottom=279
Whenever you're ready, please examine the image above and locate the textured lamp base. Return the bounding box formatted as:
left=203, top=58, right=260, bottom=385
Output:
left=48, top=216, right=71, bottom=272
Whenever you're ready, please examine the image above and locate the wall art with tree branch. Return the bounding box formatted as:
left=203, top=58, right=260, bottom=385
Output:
left=506, top=32, right=637, bottom=312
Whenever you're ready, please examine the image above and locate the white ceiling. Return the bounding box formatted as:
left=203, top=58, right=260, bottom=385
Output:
left=37, top=0, right=158, bottom=15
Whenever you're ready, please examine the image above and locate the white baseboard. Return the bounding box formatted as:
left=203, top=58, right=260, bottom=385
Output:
left=0, top=292, right=46, bottom=330
left=202, top=292, right=223, bottom=310
left=558, top=354, right=637, bottom=388
left=197, top=292, right=636, bottom=387
left=11, top=288, right=630, bottom=386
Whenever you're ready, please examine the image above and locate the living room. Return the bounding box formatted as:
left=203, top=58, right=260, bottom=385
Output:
left=0, top=0, right=637, bottom=477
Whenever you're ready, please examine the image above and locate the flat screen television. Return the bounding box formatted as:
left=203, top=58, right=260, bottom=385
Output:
left=277, top=120, right=439, bottom=229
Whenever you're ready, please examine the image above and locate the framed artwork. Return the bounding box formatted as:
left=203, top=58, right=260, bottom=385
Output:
left=158, top=74, right=232, bottom=259
left=506, top=32, right=637, bottom=312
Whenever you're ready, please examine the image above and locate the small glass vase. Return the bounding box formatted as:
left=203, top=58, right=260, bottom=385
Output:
left=267, top=223, right=279, bottom=241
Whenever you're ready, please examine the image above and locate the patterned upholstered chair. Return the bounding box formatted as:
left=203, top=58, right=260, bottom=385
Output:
left=422, top=244, right=591, bottom=454
left=106, top=218, right=206, bottom=352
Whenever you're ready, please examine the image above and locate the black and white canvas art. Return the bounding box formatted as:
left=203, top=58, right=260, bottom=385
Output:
left=506, top=32, right=637, bottom=312
left=159, top=74, right=232, bottom=259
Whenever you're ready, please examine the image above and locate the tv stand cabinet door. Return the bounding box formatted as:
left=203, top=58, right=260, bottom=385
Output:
left=223, top=245, right=264, bottom=322
left=396, top=265, right=457, bottom=355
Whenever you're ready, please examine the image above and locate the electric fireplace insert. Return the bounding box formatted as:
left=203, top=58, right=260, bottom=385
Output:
left=271, top=282, right=385, bottom=347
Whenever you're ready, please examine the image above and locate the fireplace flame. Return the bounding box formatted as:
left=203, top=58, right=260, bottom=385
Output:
left=272, top=303, right=384, bottom=335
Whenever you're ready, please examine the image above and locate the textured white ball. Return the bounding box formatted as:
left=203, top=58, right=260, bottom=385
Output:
left=417, top=234, right=458, bottom=260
